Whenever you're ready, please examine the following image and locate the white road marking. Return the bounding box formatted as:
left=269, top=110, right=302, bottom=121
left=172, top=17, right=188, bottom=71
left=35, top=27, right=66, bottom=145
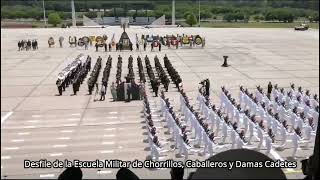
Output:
left=100, top=150, right=114, bottom=154
left=60, top=130, right=73, bottom=133
left=104, top=128, right=116, bottom=131
left=11, top=139, right=25, bottom=142
left=1, top=111, right=13, bottom=126
left=32, top=115, right=42, bottom=118
left=53, top=144, right=68, bottom=148
left=27, top=120, right=40, bottom=123
left=18, top=132, right=30, bottom=135
left=1, top=156, right=11, bottom=160
left=109, top=112, right=118, bottom=114
left=40, top=174, right=55, bottom=178
left=71, top=113, right=81, bottom=116
left=49, top=153, right=63, bottom=157
left=63, top=123, right=77, bottom=126
left=97, top=170, right=112, bottom=174
left=23, top=126, right=36, bottom=128
left=108, top=116, right=118, bottom=119
left=101, top=141, right=115, bottom=145
left=67, top=118, right=79, bottom=121
left=57, top=137, right=71, bottom=140
left=4, top=147, right=19, bottom=150
left=103, top=134, right=115, bottom=137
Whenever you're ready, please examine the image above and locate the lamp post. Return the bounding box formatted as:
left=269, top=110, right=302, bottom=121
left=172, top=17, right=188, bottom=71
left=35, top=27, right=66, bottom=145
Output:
left=42, top=0, right=47, bottom=27
left=172, top=0, right=175, bottom=25
left=198, top=0, right=201, bottom=27
left=71, top=0, right=76, bottom=27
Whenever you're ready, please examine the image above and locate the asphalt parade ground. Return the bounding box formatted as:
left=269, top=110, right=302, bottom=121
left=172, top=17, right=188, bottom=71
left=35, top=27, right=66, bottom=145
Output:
left=1, top=26, right=319, bottom=179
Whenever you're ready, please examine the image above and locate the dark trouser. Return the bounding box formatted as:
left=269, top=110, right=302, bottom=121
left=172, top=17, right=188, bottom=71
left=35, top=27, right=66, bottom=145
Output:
left=58, top=86, right=63, bottom=95
left=73, top=86, right=77, bottom=95
left=155, top=88, right=158, bottom=97
left=88, top=85, right=93, bottom=94
left=165, top=84, right=169, bottom=92
left=206, top=88, right=210, bottom=96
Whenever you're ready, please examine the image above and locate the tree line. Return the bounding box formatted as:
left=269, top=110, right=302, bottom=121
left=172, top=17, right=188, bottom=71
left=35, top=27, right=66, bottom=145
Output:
left=1, top=0, right=319, bottom=26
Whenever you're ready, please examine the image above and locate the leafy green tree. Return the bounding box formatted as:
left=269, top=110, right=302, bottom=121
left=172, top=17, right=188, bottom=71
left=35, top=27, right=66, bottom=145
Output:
left=308, top=12, right=319, bottom=22
left=186, top=13, right=197, bottom=27
left=48, top=13, right=62, bottom=27
left=253, top=15, right=263, bottom=22
left=84, top=11, right=97, bottom=18
left=223, top=13, right=235, bottom=22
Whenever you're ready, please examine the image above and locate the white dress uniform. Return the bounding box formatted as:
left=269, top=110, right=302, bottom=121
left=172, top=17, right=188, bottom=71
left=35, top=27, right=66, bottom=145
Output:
left=303, top=95, right=310, bottom=104
left=285, top=96, right=292, bottom=108
left=239, top=91, right=245, bottom=108
left=230, top=129, right=237, bottom=149
left=279, top=125, right=287, bottom=146
left=295, top=117, right=304, bottom=130
left=203, top=132, right=215, bottom=157
left=247, top=120, right=255, bottom=144
left=310, top=99, right=319, bottom=108
left=209, top=111, right=216, bottom=130
left=303, top=105, right=310, bottom=117
left=290, top=113, right=298, bottom=130
left=236, top=137, right=244, bottom=149
left=216, top=117, right=221, bottom=135
left=257, top=127, right=264, bottom=150
left=221, top=122, right=229, bottom=144
left=265, top=135, right=272, bottom=155
left=291, top=132, right=301, bottom=158
left=303, top=125, right=313, bottom=148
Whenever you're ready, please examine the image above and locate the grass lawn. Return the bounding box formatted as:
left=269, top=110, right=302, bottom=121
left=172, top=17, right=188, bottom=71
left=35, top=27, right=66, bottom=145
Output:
left=199, top=22, right=319, bottom=29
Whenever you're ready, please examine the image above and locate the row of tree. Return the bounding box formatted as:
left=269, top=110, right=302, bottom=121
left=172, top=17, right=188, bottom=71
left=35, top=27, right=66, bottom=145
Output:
left=1, top=3, right=319, bottom=25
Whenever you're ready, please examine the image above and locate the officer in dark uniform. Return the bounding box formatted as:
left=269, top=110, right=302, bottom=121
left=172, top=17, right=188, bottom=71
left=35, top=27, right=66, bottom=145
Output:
left=154, top=79, right=160, bottom=97
left=56, top=79, right=63, bottom=96
left=95, top=43, right=98, bottom=51
left=205, top=79, right=210, bottom=96
left=104, top=43, right=107, bottom=52
left=88, top=78, right=94, bottom=95
left=164, top=78, right=170, bottom=92
left=267, top=81, right=273, bottom=98
left=119, top=42, right=123, bottom=52
left=18, top=41, right=21, bottom=51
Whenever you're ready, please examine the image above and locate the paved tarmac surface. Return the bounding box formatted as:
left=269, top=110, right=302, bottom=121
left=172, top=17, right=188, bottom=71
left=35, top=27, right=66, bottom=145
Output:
left=1, top=27, right=319, bottom=179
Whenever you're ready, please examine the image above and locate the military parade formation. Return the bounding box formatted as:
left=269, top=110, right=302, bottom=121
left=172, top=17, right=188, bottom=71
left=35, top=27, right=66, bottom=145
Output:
left=146, top=68, right=318, bottom=163
left=12, top=27, right=316, bottom=179
left=55, top=54, right=91, bottom=96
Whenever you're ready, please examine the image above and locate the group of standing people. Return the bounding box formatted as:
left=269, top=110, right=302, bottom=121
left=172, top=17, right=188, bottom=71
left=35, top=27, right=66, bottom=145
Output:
left=154, top=56, right=170, bottom=92
left=88, top=56, right=102, bottom=95
left=98, top=55, right=112, bottom=101
left=164, top=55, right=183, bottom=92
left=145, top=55, right=160, bottom=97
left=18, top=40, right=38, bottom=51
left=199, top=79, right=210, bottom=97
left=56, top=55, right=91, bottom=96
